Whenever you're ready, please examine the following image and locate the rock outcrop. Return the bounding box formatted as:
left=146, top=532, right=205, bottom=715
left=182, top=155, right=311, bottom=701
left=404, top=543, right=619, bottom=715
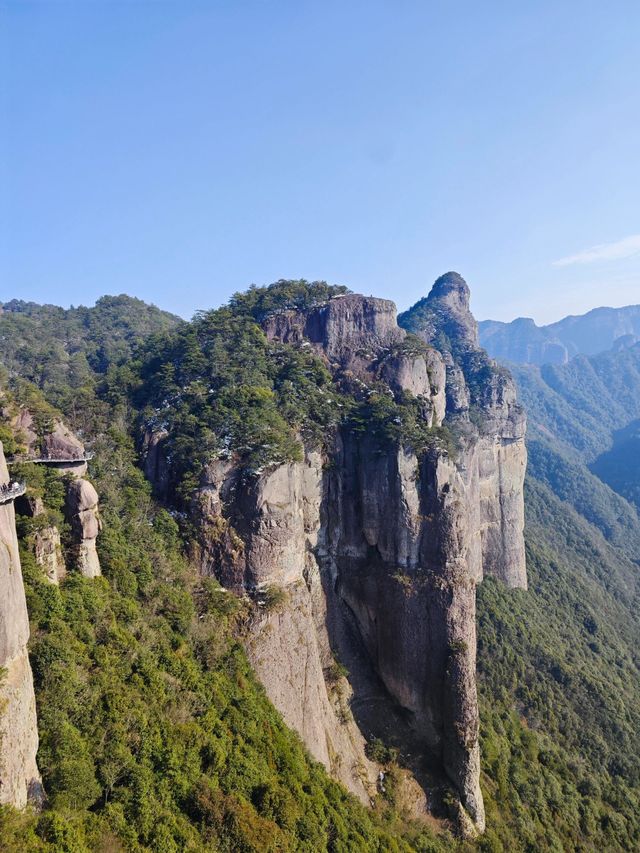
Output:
left=33, top=525, right=66, bottom=584
left=144, top=273, right=527, bottom=833
left=16, top=495, right=67, bottom=585
left=65, top=478, right=102, bottom=579
left=0, top=441, right=43, bottom=808
left=11, top=409, right=87, bottom=472
left=8, top=406, right=102, bottom=579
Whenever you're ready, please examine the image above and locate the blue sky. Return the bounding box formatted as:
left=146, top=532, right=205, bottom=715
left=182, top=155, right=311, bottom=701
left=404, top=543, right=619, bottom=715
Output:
left=2, top=1, right=640, bottom=323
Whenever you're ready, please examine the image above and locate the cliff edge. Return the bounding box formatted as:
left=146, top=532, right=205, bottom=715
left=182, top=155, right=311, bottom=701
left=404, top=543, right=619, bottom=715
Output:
left=142, top=273, right=527, bottom=833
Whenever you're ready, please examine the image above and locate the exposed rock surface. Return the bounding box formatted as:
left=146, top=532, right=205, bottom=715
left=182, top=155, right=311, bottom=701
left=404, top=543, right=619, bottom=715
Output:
left=144, top=273, right=527, bottom=833
left=65, top=478, right=102, bottom=578
left=10, top=409, right=86, bottom=468
left=10, top=406, right=102, bottom=578
left=0, top=441, right=43, bottom=807
left=16, top=494, right=67, bottom=584
left=264, top=293, right=447, bottom=426
left=399, top=272, right=527, bottom=591
left=33, top=526, right=66, bottom=584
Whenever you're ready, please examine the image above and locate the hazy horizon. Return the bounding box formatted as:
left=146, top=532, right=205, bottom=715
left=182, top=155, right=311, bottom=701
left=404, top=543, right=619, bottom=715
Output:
left=2, top=277, right=640, bottom=327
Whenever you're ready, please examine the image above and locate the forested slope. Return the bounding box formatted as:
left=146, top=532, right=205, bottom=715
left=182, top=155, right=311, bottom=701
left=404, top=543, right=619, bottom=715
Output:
left=1, top=288, right=639, bottom=852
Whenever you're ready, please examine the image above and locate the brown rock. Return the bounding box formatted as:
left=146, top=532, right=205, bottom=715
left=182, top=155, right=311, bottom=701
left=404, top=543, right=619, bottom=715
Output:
left=0, top=441, right=43, bottom=807
left=65, top=478, right=101, bottom=578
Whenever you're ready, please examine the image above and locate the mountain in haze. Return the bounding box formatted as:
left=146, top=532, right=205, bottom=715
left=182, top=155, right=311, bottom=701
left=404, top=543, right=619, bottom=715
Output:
left=479, top=304, right=640, bottom=365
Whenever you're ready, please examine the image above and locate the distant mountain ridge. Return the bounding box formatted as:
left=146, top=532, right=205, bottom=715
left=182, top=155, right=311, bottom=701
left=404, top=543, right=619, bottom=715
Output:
left=479, top=303, right=640, bottom=365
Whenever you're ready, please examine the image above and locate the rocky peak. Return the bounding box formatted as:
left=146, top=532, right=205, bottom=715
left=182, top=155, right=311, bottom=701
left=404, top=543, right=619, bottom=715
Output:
left=429, top=271, right=471, bottom=311
left=399, top=272, right=479, bottom=353
left=140, top=273, right=527, bottom=834
left=426, top=271, right=478, bottom=349
left=263, top=293, right=446, bottom=425
left=263, top=293, right=405, bottom=364
left=65, top=478, right=102, bottom=579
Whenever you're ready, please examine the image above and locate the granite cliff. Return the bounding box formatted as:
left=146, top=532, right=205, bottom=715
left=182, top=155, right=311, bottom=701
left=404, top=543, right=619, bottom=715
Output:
left=143, top=273, right=527, bottom=833
left=7, top=405, right=102, bottom=581
left=0, top=398, right=103, bottom=808
left=0, top=440, right=42, bottom=808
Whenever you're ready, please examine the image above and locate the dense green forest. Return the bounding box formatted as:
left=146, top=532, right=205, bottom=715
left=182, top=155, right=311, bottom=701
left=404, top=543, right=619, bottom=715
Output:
left=1, top=287, right=640, bottom=852
left=509, top=348, right=640, bottom=558
left=0, top=291, right=449, bottom=852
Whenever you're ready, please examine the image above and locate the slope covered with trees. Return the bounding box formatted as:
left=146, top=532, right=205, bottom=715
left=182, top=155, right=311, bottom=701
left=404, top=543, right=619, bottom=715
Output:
left=1, top=286, right=639, bottom=852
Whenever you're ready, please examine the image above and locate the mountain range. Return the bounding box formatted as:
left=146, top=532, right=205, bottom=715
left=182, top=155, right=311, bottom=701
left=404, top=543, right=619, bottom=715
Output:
left=479, top=304, right=640, bottom=365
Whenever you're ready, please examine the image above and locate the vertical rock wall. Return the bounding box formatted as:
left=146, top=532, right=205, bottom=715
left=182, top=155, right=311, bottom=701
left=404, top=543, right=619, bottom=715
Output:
left=0, top=441, right=42, bottom=808
left=65, top=478, right=102, bottom=579
left=192, top=452, right=378, bottom=803
left=145, top=274, right=527, bottom=833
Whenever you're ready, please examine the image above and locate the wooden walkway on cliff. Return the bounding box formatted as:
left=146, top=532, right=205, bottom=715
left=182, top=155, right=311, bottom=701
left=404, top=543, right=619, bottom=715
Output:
left=0, top=481, right=26, bottom=504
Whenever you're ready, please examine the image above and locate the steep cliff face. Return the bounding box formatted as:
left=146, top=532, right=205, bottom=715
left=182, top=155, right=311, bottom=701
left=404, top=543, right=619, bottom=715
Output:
left=12, top=408, right=87, bottom=469
left=65, top=478, right=102, bottom=579
left=0, top=441, right=42, bottom=808
left=187, top=452, right=377, bottom=802
left=398, top=272, right=527, bottom=590
left=16, top=495, right=67, bottom=585
left=144, top=274, right=526, bottom=833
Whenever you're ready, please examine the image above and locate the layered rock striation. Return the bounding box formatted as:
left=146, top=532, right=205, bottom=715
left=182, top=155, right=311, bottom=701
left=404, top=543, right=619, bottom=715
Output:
left=144, top=274, right=527, bottom=832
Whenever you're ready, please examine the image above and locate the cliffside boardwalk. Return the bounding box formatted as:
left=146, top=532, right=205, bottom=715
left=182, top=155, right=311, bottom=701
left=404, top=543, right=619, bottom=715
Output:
left=0, top=480, right=26, bottom=503
left=7, top=451, right=94, bottom=465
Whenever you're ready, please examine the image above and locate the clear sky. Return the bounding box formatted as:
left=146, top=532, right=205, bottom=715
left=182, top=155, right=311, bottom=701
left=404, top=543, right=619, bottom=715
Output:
left=2, top=1, right=640, bottom=324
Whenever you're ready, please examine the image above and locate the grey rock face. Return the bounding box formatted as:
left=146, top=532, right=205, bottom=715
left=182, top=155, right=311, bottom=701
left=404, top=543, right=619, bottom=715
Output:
left=144, top=275, right=527, bottom=833
left=10, top=409, right=86, bottom=463
left=33, top=526, right=66, bottom=584
left=263, top=294, right=405, bottom=364
left=399, top=274, right=527, bottom=591
left=142, top=428, right=170, bottom=501
left=190, top=451, right=377, bottom=802
left=41, top=421, right=85, bottom=461
left=0, top=441, right=43, bottom=808
left=16, top=493, right=67, bottom=584
left=11, top=407, right=101, bottom=577
left=65, top=478, right=102, bottom=578
left=263, top=293, right=447, bottom=424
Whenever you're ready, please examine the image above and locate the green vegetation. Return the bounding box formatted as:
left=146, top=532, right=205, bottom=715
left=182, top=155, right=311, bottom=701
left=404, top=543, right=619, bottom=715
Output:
left=590, top=419, right=640, bottom=511
left=123, top=280, right=450, bottom=498
left=0, top=286, right=453, bottom=852
left=471, top=344, right=640, bottom=852
left=227, top=278, right=350, bottom=321
left=130, top=303, right=344, bottom=492
left=476, top=478, right=640, bottom=852
left=397, top=292, right=513, bottom=421
left=510, top=348, right=640, bottom=560
left=345, top=390, right=454, bottom=456
left=2, top=422, right=442, bottom=852
left=0, top=295, right=180, bottom=434
left=1, top=282, right=640, bottom=852
left=510, top=347, right=640, bottom=463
